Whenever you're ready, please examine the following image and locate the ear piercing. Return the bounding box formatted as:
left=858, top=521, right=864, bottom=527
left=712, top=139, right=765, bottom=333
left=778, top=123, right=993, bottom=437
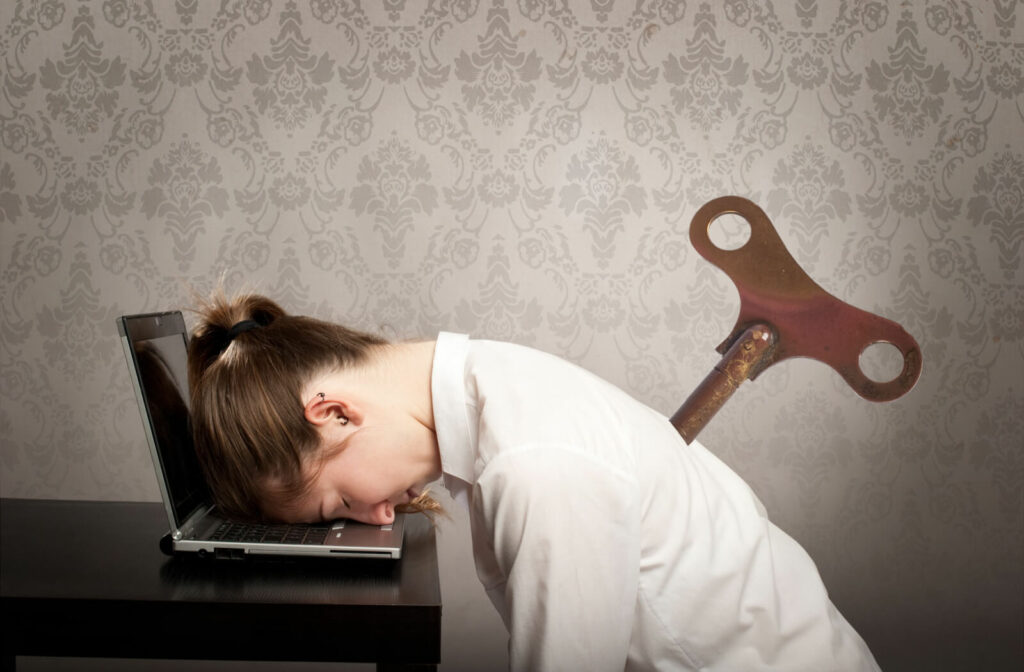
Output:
left=313, top=392, right=348, bottom=425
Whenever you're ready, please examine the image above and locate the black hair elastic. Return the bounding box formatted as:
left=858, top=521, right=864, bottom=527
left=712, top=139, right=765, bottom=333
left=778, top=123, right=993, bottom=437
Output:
left=227, top=319, right=261, bottom=341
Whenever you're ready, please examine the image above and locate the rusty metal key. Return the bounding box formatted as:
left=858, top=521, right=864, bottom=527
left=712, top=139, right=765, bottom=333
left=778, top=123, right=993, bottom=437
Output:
left=671, top=196, right=923, bottom=444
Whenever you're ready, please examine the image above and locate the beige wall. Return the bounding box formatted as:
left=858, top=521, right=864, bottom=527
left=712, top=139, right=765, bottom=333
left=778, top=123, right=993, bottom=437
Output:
left=2, top=1, right=1021, bottom=670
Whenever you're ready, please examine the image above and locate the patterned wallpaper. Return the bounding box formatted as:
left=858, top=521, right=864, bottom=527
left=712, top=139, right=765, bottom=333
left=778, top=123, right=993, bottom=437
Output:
left=1, top=1, right=1021, bottom=669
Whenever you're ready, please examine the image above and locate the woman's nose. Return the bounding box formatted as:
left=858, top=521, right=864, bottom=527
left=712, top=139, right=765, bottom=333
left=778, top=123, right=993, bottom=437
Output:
left=352, top=501, right=394, bottom=526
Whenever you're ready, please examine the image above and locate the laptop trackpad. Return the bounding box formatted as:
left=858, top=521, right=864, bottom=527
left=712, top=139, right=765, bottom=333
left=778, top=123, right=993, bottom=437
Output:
left=325, top=517, right=402, bottom=547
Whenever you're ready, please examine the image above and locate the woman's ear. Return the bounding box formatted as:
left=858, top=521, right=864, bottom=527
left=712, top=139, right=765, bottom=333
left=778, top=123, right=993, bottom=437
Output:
left=303, top=393, right=359, bottom=427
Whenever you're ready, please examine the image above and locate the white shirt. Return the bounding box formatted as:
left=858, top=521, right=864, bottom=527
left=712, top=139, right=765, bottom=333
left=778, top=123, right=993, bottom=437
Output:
left=431, top=332, right=880, bottom=672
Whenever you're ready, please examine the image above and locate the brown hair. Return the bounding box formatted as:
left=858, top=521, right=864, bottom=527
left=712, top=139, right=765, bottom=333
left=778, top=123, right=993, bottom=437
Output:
left=188, top=291, right=441, bottom=522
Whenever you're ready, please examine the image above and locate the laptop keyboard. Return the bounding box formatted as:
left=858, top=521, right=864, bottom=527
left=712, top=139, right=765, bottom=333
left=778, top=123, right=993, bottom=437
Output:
left=208, top=521, right=330, bottom=545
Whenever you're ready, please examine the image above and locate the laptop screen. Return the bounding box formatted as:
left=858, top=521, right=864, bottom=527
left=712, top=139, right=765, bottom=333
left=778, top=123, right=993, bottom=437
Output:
left=121, top=313, right=210, bottom=528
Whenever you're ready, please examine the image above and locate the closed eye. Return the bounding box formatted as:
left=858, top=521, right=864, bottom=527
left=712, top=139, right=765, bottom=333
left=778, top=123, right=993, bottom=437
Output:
left=319, top=497, right=352, bottom=521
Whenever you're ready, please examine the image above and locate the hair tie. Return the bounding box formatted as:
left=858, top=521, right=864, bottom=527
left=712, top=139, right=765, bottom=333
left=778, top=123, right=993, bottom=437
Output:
left=227, top=319, right=261, bottom=340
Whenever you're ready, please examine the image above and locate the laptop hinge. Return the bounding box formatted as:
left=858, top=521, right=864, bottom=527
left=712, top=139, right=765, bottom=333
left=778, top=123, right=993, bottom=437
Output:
left=176, top=503, right=215, bottom=540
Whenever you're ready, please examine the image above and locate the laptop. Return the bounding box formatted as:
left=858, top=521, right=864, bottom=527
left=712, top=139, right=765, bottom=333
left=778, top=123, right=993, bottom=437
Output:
left=117, top=311, right=405, bottom=559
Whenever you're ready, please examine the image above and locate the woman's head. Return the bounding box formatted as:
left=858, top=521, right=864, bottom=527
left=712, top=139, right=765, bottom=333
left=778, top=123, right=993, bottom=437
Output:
left=188, top=291, right=389, bottom=521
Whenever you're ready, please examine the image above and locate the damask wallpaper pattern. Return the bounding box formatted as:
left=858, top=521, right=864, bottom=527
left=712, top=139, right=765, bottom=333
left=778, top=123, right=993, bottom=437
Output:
left=1, top=1, right=1021, bottom=669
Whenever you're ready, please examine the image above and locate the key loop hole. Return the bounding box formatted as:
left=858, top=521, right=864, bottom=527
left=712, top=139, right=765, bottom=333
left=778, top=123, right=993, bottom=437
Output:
left=858, top=341, right=907, bottom=384
left=707, top=212, right=753, bottom=251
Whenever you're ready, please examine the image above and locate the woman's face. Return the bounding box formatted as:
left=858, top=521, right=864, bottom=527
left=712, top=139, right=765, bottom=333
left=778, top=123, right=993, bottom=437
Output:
left=271, top=407, right=441, bottom=526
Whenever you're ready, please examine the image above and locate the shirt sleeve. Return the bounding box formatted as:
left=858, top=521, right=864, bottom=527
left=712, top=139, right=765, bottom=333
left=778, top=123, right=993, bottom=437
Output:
left=472, top=443, right=641, bottom=672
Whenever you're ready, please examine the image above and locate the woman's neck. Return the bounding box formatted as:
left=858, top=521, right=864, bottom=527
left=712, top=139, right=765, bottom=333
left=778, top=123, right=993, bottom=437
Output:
left=379, top=340, right=437, bottom=431
left=328, top=339, right=437, bottom=432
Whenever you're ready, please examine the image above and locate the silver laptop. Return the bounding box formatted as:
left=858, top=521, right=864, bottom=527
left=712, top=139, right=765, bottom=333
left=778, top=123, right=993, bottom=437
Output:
left=117, top=311, right=405, bottom=559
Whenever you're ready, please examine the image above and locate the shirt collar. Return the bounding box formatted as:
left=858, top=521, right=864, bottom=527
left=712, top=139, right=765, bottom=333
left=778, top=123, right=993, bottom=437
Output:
left=431, top=332, right=476, bottom=485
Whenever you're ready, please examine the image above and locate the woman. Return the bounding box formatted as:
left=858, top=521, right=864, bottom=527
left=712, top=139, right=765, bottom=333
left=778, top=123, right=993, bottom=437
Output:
left=188, top=291, right=880, bottom=672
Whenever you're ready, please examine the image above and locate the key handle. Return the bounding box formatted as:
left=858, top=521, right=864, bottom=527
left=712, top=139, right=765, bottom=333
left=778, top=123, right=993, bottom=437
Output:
left=689, top=196, right=922, bottom=401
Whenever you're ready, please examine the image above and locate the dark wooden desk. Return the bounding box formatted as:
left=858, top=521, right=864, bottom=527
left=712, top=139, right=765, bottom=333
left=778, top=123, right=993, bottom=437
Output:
left=0, top=499, right=441, bottom=671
